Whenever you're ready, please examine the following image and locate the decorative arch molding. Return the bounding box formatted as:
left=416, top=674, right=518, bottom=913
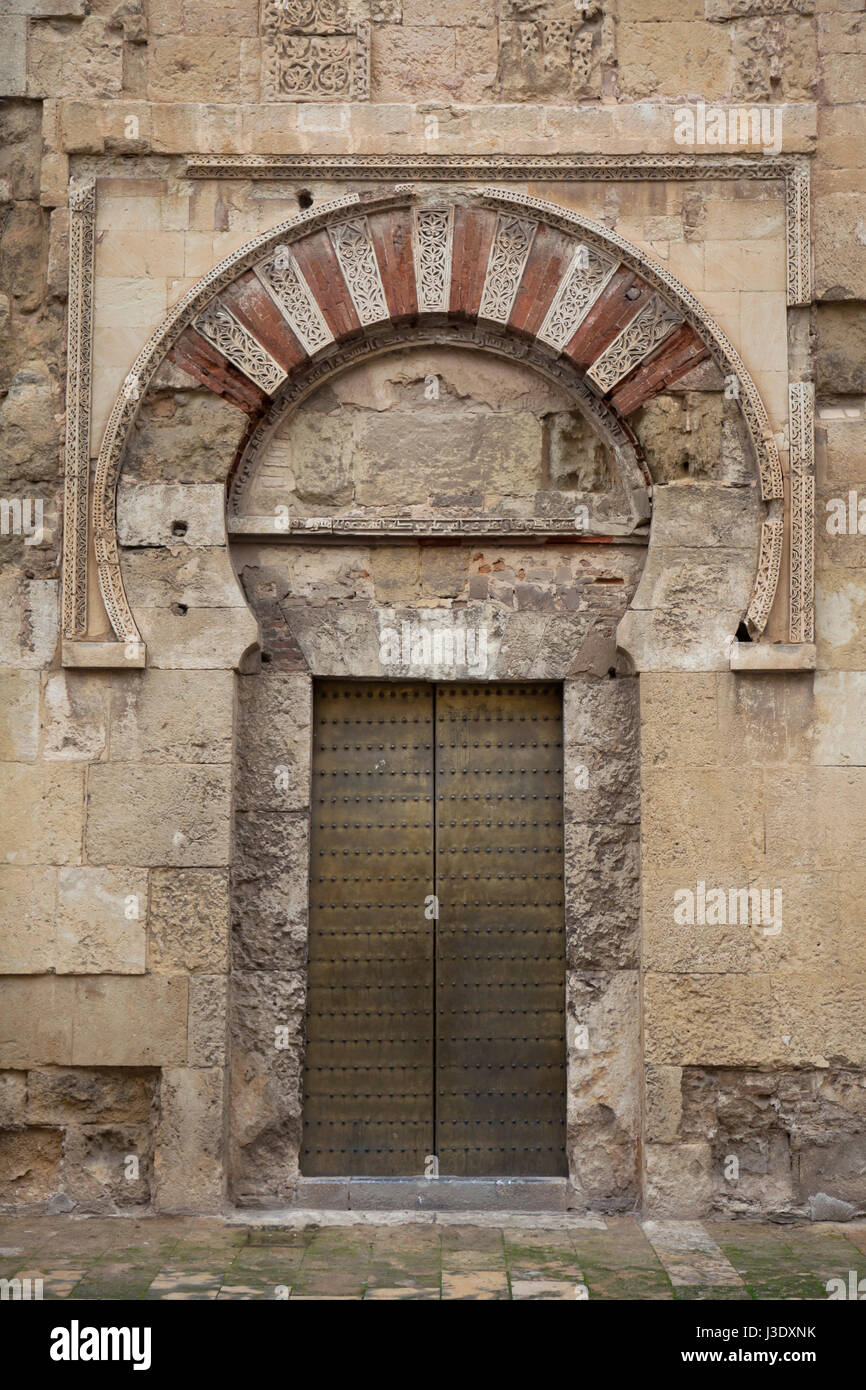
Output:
left=81, top=185, right=784, bottom=652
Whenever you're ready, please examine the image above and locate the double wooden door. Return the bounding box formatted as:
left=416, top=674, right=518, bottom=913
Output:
left=302, top=680, right=566, bottom=1177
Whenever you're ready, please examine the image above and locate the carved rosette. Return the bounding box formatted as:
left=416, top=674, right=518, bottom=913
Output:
left=261, top=0, right=370, bottom=100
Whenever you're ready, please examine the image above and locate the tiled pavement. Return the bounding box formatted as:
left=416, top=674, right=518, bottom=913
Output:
left=1, top=1213, right=864, bottom=1300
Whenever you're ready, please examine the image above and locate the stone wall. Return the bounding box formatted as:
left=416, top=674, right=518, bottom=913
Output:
left=0, top=0, right=864, bottom=1219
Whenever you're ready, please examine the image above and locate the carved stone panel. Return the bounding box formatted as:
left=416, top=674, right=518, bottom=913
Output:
left=586, top=298, right=681, bottom=394
left=193, top=303, right=288, bottom=396
left=478, top=214, right=537, bottom=325
left=261, top=0, right=370, bottom=100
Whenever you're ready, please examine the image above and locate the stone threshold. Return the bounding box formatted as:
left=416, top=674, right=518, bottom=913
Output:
left=237, top=1177, right=579, bottom=1214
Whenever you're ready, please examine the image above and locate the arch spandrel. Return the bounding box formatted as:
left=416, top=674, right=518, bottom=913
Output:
left=93, top=186, right=781, bottom=654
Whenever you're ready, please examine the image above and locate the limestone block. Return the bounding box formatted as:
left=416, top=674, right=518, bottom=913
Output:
left=188, top=974, right=228, bottom=1067
left=813, top=672, right=866, bottom=765
left=123, top=390, right=246, bottom=485
left=818, top=418, right=866, bottom=486
left=234, top=670, right=312, bottom=814
left=642, top=871, right=752, bottom=975
left=40, top=671, right=108, bottom=761
left=814, top=193, right=866, bottom=300
left=641, top=766, right=765, bottom=872
left=232, top=812, right=308, bottom=972
left=764, top=768, right=866, bottom=870
left=0, top=1071, right=26, bottom=1126
left=816, top=569, right=866, bottom=670
left=121, top=547, right=248, bottom=611
left=816, top=303, right=866, bottom=395
left=564, top=740, right=640, bottom=826
left=0, top=17, right=27, bottom=97
left=148, top=868, right=230, bottom=973
left=618, top=22, right=732, bottom=100
left=566, top=971, right=640, bottom=1210
left=370, top=24, right=495, bottom=104
left=0, top=866, right=56, bottom=972
left=117, top=483, right=227, bottom=548
left=154, top=1067, right=225, bottom=1213
left=0, top=671, right=39, bottom=761
left=0, top=1127, right=63, bottom=1204
left=564, top=823, right=640, bottom=972
left=55, top=867, right=148, bottom=974
left=0, top=977, right=74, bottom=1067
left=27, top=15, right=123, bottom=100
left=715, top=670, right=815, bottom=765
left=771, top=973, right=866, bottom=1068
left=133, top=605, right=260, bottom=672
left=108, top=670, right=234, bottom=763
left=353, top=411, right=543, bottom=507
left=86, top=763, right=232, bottom=867
left=62, top=1123, right=152, bottom=1210
left=147, top=38, right=243, bottom=102
left=71, top=976, right=188, bottom=1066
left=26, top=1067, right=157, bottom=1125
left=645, top=1065, right=683, bottom=1144
left=644, top=1141, right=713, bottom=1218
left=644, top=973, right=777, bottom=1067
left=0, top=576, right=58, bottom=669
left=229, top=971, right=304, bottom=1196
left=639, top=672, right=719, bottom=768
left=2, top=763, right=84, bottom=865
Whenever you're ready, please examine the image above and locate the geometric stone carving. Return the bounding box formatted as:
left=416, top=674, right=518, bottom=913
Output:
left=586, top=298, right=681, bottom=393
left=256, top=251, right=334, bottom=355
left=62, top=180, right=96, bottom=640
left=745, top=518, right=784, bottom=637
left=328, top=217, right=389, bottom=326
left=478, top=214, right=537, bottom=324
left=192, top=303, right=288, bottom=395
left=537, top=243, right=617, bottom=353
left=785, top=162, right=811, bottom=308
left=412, top=208, right=454, bottom=314
left=261, top=1, right=370, bottom=101
left=789, top=382, right=815, bottom=643
left=788, top=381, right=814, bottom=477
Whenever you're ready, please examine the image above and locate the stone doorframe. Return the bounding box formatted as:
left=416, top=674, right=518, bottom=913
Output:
left=57, top=181, right=791, bottom=1212
left=65, top=183, right=785, bottom=661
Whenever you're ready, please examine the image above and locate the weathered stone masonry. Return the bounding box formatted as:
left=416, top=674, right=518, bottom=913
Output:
left=1, top=0, right=865, bottom=1219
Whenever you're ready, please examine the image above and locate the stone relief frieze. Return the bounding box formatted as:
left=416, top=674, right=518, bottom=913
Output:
left=788, top=382, right=815, bottom=644
left=62, top=180, right=95, bottom=641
